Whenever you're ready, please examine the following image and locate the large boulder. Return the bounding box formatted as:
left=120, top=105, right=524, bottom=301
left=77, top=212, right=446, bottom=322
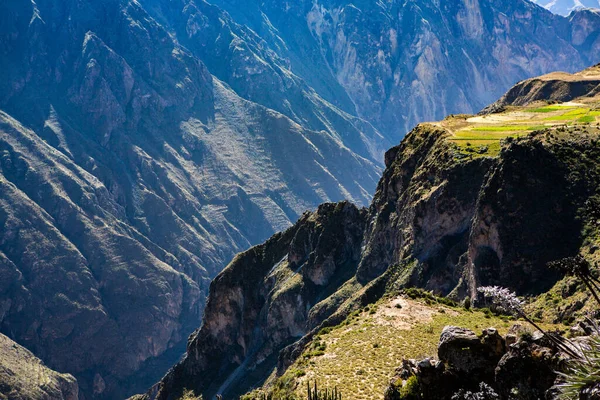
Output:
left=385, top=325, right=566, bottom=400
left=438, top=327, right=505, bottom=383
left=495, top=338, right=563, bottom=400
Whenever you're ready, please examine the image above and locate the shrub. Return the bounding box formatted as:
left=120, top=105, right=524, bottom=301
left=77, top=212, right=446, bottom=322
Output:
left=463, top=296, right=471, bottom=310
left=557, top=320, right=600, bottom=399
left=399, top=376, right=421, bottom=400
left=180, top=389, right=203, bottom=400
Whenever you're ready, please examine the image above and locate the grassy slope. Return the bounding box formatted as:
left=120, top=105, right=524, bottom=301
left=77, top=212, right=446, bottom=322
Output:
left=240, top=98, right=600, bottom=400
left=245, top=294, right=564, bottom=400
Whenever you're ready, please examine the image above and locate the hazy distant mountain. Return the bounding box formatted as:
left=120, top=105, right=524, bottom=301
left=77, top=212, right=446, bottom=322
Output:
left=0, top=1, right=380, bottom=398
left=207, top=0, right=598, bottom=139
left=533, top=0, right=600, bottom=15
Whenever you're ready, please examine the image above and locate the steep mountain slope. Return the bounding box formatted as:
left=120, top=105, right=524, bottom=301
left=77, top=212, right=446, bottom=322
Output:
left=141, top=66, right=600, bottom=399
left=2, top=0, right=600, bottom=399
left=0, top=333, right=79, bottom=400
left=569, top=8, right=600, bottom=55
left=484, top=64, right=600, bottom=109
left=0, top=1, right=380, bottom=398
left=533, top=0, right=600, bottom=15
left=135, top=0, right=390, bottom=162
left=206, top=0, right=599, bottom=139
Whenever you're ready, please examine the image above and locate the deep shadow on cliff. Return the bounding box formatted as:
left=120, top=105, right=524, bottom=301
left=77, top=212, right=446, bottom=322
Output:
left=140, top=68, right=600, bottom=398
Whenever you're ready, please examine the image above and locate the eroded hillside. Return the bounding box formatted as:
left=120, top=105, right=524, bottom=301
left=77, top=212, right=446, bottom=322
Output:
left=0, top=333, right=79, bottom=400
left=140, top=66, right=600, bottom=399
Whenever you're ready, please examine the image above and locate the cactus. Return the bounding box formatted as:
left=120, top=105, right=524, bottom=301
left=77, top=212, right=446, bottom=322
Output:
left=307, top=381, right=342, bottom=400
left=242, top=380, right=341, bottom=400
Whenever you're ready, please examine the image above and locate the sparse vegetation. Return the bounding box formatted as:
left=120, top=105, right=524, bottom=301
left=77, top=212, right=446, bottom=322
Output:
left=463, top=296, right=471, bottom=310
left=306, top=381, right=342, bottom=400
left=261, top=296, right=561, bottom=400
left=179, top=389, right=203, bottom=400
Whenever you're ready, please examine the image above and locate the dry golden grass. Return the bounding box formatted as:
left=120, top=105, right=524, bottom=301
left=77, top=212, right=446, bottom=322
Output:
left=279, top=297, right=565, bottom=400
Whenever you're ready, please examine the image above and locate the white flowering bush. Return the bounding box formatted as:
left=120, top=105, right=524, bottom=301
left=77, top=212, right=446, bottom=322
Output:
left=477, top=286, right=524, bottom=316
left=478, top=254, right=600, bottom=400
left=477, top=286, right=580, bottom=359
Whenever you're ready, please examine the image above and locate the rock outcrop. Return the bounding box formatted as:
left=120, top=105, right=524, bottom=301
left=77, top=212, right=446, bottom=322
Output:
left=148, top=202, right=367, bottom=399
left=482, top=64, right=600, bottom=112
left=140, top=67, right=600, bottom=399
left=384, top=325, right=564, bottom=400
left=0, top=333, right=79, bottom=400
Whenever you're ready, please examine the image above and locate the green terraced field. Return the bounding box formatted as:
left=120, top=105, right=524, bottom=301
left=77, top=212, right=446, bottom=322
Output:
left=544, top=108, right=590, bottom=121
left=527, top=105, right=578, bottom=113
left=578, top=116, right=596, bottom=123
left=445, top=102, right=599, bottom=158
left=469, top=125, right=546, bottom=132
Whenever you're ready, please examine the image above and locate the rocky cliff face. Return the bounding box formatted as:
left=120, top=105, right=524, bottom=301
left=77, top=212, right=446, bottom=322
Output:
left=142, top=67, right=600, bottom=399
left=209, top=0, right=599, bottom=139
left=148, top=202, right=367, bottom=399
left=0, top=333, right=79, bottom=400
left=0, top=0, right=380, bottom=398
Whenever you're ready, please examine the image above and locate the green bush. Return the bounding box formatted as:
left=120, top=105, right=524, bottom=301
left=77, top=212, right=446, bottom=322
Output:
left=463, top=296, right=471, bottom=310
left=399, top=376, right=421, bottom=400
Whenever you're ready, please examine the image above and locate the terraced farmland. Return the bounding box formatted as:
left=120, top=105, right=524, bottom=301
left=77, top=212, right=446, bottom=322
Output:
left=437, top=102, right=600, bottom=157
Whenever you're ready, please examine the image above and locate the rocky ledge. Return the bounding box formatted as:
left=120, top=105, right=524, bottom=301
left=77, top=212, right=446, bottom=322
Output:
left=384, top=325, right=567, bottom=400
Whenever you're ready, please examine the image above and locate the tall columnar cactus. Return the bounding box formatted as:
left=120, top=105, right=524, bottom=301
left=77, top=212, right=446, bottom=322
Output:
left=307, top=381, right=342, bottom=400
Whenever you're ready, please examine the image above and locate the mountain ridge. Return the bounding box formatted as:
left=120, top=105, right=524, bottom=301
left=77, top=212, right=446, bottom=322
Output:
left=139, top=65, right=600, bottom=399
left=0, top=1, right=380, bottom=398
left=1, top=0, right=600, bottom=398
left=533, top=0, right=600, bottom=16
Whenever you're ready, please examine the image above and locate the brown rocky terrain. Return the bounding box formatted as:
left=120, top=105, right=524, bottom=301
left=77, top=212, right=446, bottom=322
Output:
left=0, top=333, right=79, bottom=400
left=483, top=63, right=600, bottom=111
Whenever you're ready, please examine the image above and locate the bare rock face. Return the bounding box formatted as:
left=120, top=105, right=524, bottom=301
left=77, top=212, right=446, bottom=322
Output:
left=0, top=333, right=79, bottom=400
left=356, top=125, right=494, bottom=289
left=438, top=327, right=505, bottom=382
left=361, top=113, right=600, bottom=300
left=495, top=339, right=560, bottom=400
left=209, top=0, right=598, bottom=140
left=0, top=1, right=381, bottom=398
left=148, top=202, right=367, bottom=399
